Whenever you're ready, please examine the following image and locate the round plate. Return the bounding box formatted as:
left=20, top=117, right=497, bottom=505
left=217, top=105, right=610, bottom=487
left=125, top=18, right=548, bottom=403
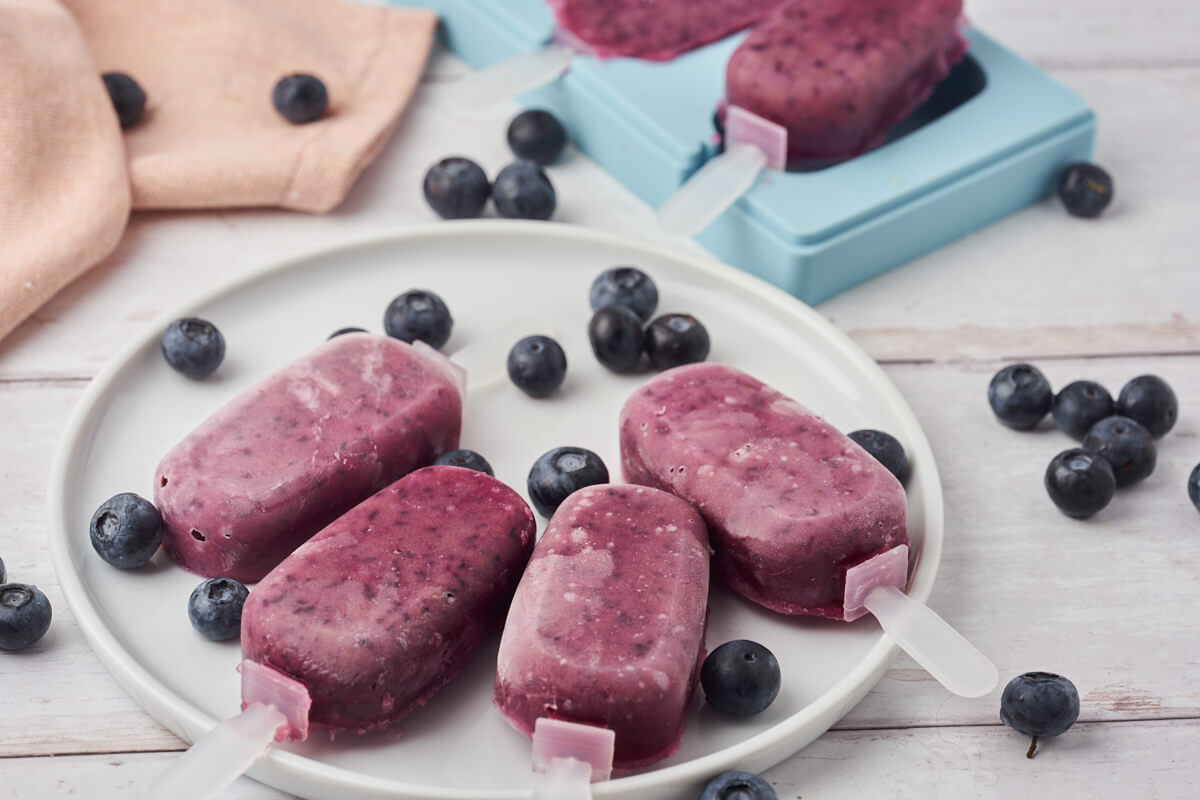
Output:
left=48, top=222, right=943, bottom=800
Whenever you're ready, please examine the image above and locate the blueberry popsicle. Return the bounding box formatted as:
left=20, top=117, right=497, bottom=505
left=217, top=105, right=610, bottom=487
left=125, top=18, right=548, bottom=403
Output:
left=494, top=484, right=709, bottom=769
left=155, top=333, right=462, bottom=583
left=619, top=363, right=907, bottom=620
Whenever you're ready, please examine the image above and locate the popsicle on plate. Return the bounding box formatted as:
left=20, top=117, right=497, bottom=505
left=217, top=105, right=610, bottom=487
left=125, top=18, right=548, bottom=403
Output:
left=494, top=484, right=710, bottom=769
left=724, top=0, right=967, bottom=163
left=155, top=333, right=463, bottom=583
left=619, top=363, right=907, bottom=620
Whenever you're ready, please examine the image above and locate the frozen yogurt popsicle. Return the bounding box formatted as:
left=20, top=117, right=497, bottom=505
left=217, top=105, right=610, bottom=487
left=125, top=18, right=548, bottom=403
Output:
left=155, top=333, right=462, bottom=583
left=494, top=484, right=709, bottom=769
left=619, top=363, right=907, bottom=620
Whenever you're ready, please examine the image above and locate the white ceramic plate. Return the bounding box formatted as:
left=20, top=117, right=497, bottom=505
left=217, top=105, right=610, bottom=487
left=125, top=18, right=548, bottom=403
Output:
left=48, top=222, right=943, bottom=800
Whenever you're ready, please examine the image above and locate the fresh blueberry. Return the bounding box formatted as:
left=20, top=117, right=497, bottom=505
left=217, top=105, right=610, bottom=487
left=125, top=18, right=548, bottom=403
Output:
left=383, top=289, right=453, bottom=349
left=1000, top=672, right=1080, bottom=758
left=0, top=555, right=5, bottom=585
left=1082, top=416, right=1156, bottom=487
left=847, top=429, right=908, bottom=483
left=1044, top=448, right=1116, bottom=519
left=0, top=584, right=52, bottom=651
left=162, top=318, right=226, bottom=379
left=102, top=72, right=146, bottom=130
left=644, top=313, right=710, bottom=370
left=423, top=157, right=491, bottom=220
left=700, top=640, right=781, bottom=716
left=698, top=771, right=777, bottom=800
left=588, top=266, right=659, bottom=322
left=527, top=447, right=609, bottom=517
left=588, top=306, right=645, bottom=373
left=1188, top=464, right=1200, bottom=513
left=506, top=109, right=568, bottom=166
left=188, top=578, right=249, bottom=641
left=492, top=161, right=556, bottom=221
left=433, top=449, right=494, bottom=476
left=328, top=327, right=368, bottom=340
left=1057, top=162, right=1113, bottom=219
left=987, top=363, right=1052, bottom=430
left=271, top=74, right=328, bottom=124
left=89, top=493, right=164, bottom=569
left=1052, top=380, right=1115, bottom=440
left=1116, top=375, right=1178, bottom=439
left=507, top=335, right=568, bottom=398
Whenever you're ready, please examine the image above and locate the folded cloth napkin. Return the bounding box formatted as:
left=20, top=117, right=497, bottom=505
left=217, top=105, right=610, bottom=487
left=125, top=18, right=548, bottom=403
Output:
left=1, top=0, right=436, bottom=344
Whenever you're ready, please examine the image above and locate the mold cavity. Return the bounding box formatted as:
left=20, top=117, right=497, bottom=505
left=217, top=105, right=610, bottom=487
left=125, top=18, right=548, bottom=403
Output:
left=160, top=476, right=168, bottom=487
left=444, top=591, right=456, bottom=604
left=190, top=529, right=206, bottom=542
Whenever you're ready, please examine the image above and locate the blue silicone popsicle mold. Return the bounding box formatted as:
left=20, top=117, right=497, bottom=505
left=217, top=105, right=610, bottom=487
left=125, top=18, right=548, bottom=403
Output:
left=396, top=1, right=1097, bottom=304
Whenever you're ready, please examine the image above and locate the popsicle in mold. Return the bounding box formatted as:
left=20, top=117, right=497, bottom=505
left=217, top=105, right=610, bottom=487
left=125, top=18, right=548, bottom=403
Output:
left=494, top=484, right=710, bottom=771
left=154, top=333, right=463, bottom=583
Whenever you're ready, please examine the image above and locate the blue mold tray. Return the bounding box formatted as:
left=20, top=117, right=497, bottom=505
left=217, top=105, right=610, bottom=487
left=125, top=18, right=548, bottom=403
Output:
left=396, top=1, right=1096, bottom=304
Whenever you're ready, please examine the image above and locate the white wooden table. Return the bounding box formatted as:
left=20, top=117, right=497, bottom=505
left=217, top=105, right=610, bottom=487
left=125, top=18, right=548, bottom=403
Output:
left=3, top=1, right=1198, bottom=796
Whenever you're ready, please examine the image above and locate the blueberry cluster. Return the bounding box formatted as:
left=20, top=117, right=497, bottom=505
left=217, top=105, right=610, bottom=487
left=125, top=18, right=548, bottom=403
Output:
left=587, top=267, right=711, bottom=373
left=988, top=364, right=1182, bottom=518
left=0, top=556, right=53, bottom=652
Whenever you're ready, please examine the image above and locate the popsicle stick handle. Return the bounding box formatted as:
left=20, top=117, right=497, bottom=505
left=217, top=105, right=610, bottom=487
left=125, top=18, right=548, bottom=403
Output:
left=657, top=144, right=768, bottom=236
left=150, top=702, right=287, bottom=800
left=449, top=317, right=557, bottom=394
left=453, top=44, right=574, bottom=110
left=533, top=757, right=594, bottom=800
left=864, top=585, right=998, bottom=698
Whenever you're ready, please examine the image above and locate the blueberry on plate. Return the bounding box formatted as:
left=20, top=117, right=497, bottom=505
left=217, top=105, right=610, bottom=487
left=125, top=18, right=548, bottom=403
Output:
left=433, top=448, right=494, bottom=476
left=90, top=492, right=164, bottom=569
left=271, top=74, right=328, bottom=124
left=1057, top=162, right=1113, bottom=219
left=162, top=318, right=226, bottom=379
left=1188, top=464, right=1200, bottom=513
left=383, top=289, right=453, bottom=349
left=506, top=109, right=568, bottom=166
left=1051, top=380, right=1114, bottom=440
left=698, top=771, right=777, bottom=800
left=1081, top=416, right=1156, bottom=487
left=527, top=446, right=609, bottom=517
left=423, top=157, right=491, bottom=220
left=700, top=640, right=781, bottom=716
left=188, top=577, right=249, bottom=641
left=1116, top=375, right=1178, bottom=439
left=1044, top=448, right=1116, bottom=519
left=847, top=429, right=908, bottom=483
left=102, top=72, right=146, bottom=130
left=588, top=306, right=645, bottom=373
left=1000, top=671, right=1080, bottom=758
left=644, top=313, right=710, bottom=371
left=588, top=266, right=659, bottom=322
left=987, top=363, right=1052, bottom=430
left=0, top=583, right=52, bottom=651
left=492, top=161, right=556, bottom=221
left=507, top=335, right=568, bottom=398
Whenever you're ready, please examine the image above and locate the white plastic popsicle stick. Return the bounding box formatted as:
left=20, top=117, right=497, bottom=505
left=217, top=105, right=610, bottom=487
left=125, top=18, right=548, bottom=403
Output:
left=657, top=106, right=788, bottom=236
left=531, top=718, right=616, bottom=800
left=453, top=44, right=575, bottom=110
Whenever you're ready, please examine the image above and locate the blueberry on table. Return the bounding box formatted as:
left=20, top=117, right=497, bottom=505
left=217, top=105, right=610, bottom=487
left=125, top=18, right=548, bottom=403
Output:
left=588, top=306, right=645, bottom=373
left=589, top=266, right=659, bottom=322
left=383, top=289, right=453, bottom=349
left=188, top=577, right=249, bottom=641
left=847, top=429, right=909, bottom=483
left=271, top=74, right=328, bottom=124
left=492, top=161, right=556, bottom=221
left=0, top=584, right=52, bottom=651
left=506, top=109, right=568, bottom=165
left=698, top=771, right=777, bottom=800
left=527, top=446, right=608, bottom=517
left=700, top=640, right=781, bottom=716
left=1052, top=380, right=1114, bottom=440
left=328, top=327, right=368, bottom=340
left=1116, top=375, right=1178, bottom=439
left=1000, top=672, right=1080, bottom=758
left=102, top=72, right=146, bottom=130
left=423, top=157, right=491, bottom=220
left=507, top=335, right=568, bottom=398
left=1189, top=464, right=1200, bottom=513
left=433, top=448, right=494, bottom=476
left=162, top=318, right=226, bottom=379
left=1044, top=448, right=1116, bottom=519
left=987, top=363, right=1052, bottom=430
left=1081, top=416, right=1156, bottom=487
left=644, top=313, right=710, bottom=370
left=1057, top=162, right=1113, bottom=218
left=90, top=492, right=164, bottom=569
